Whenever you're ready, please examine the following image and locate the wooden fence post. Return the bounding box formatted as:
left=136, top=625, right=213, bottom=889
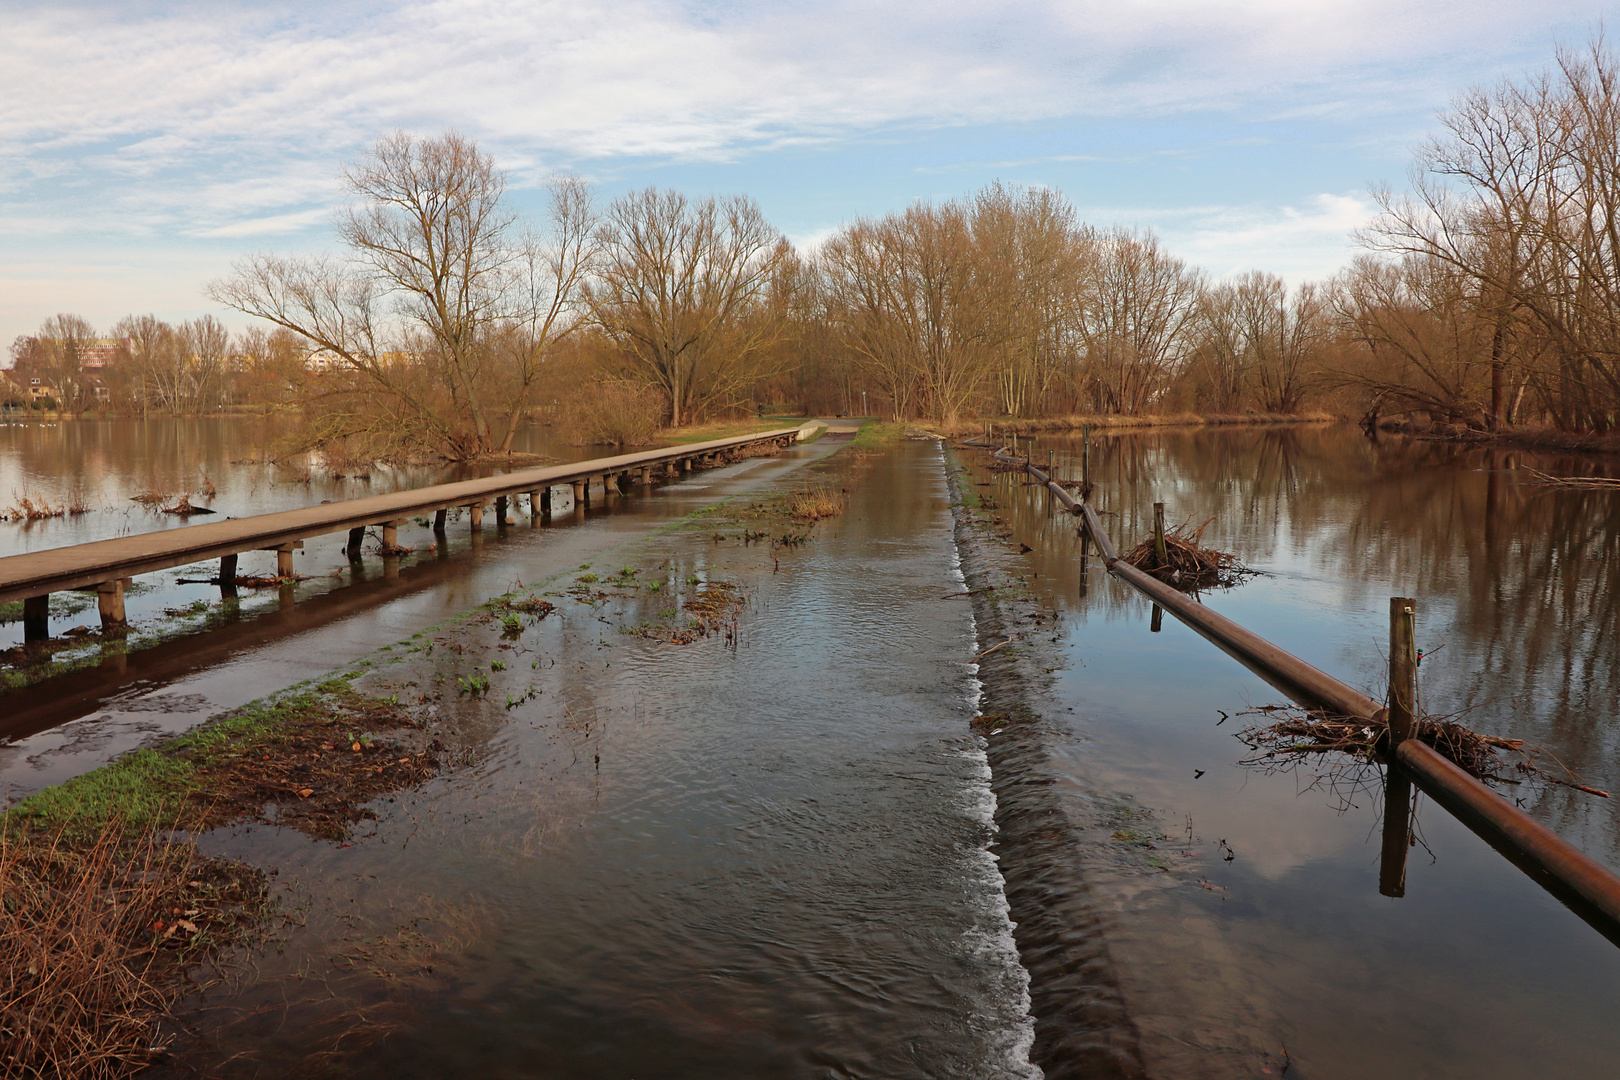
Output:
left=1082, top=425, right=1091, bottom=494
left=1389, top=597, right=1418, bottom=744
left=1153, top=502, right=1168, bottom=566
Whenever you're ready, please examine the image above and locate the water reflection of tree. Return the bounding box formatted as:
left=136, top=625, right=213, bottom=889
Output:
left=986, top=429, right=1620, bottom=854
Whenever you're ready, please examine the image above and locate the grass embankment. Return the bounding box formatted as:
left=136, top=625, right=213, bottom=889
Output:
left=848, top=420, right=908, bottom=449
left=655, top=417, right=804, bottom=445
left=2, top=678, right=439, bottom=1078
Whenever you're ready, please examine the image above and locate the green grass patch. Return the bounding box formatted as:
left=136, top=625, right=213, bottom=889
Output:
left=5, top=677, right=409, bottom=843
left=848, top=421, right=906, bottom=450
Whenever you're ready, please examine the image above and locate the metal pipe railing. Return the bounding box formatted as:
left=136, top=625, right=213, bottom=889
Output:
left=987, top=441, right=1620, bottom=939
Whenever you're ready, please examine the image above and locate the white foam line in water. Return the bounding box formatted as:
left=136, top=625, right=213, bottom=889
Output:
left=941, top=439, right=1042, bottom=1080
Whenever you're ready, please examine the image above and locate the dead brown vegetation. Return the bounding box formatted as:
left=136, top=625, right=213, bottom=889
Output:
left=783, top=486, right=844, bottom=520
left=0, top=820, right=266, bottom=1079
left=2, top=495, right=90, bottom=522
left=1238, top=704, right=1609, bottom=797
left=1122, top=519, right=1257, bottom=590
left=1523, top=468, right=1620, bottom=489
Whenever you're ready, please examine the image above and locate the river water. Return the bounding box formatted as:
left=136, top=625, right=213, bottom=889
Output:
left=974, top=425, right=1620, bottom=1078
left=2, top=418, right=1618, bottom=1077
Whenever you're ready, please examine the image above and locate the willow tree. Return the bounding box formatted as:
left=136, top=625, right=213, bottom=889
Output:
left=211, top=131, right=594, bottom=459
left=588, top=189, right=790, bottom=426
left=1365, top=36, right=1620, bottom=431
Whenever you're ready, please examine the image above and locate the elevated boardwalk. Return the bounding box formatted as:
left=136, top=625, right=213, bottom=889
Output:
left=0, top=427, right=802, bottom=639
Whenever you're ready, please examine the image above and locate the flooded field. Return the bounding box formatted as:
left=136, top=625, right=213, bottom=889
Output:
left=2, top=419, right=1618, bottom=1078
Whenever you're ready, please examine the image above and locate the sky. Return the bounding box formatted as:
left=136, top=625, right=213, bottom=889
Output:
left=0, top=0, right=1613, bottom=351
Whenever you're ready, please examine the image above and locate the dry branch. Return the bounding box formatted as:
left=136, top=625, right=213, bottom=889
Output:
left=1238, top=704, right=1606, bottom=795
left=1121, top=517, right=1257, bottom=590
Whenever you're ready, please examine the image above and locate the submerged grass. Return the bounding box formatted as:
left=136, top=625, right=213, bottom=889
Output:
left=1, top=675, right=443, bottom=1077
left=10, top=677, right=434, bottom=843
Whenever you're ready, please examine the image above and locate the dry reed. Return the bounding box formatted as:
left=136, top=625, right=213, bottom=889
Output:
left=783, top=486, right=844, bottom=521
left=2, top=495, right=90, bottom=522
left=0, top=817, right=264, bottom=1078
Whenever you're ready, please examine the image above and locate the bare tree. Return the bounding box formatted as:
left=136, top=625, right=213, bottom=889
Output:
left=1364, top=35, right=1620, bottom=431
left=1076, top=229, right=1202, bottom=413
left=973, top=183, right=1090, bottom=417
left=820, top=201, right=1004, bottom=423
left=1232, top=271, right=1325, bottom=413
left=29, top=314, right=98, bottom=411
left=212, top=131, right=592, bottom=459
left=493, top=175, right=597, bottom=450
left=588, top=188, right=789, bottom=426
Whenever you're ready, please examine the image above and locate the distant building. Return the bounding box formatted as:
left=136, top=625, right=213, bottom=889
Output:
left=305, top=350, right=345, bottom=374
left=78, top=338, right=127, bottom=371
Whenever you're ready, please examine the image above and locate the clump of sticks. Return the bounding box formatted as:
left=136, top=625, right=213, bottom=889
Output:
left=1237, top=704, right=1609, bottom=796
left=1122, top=517, right=1256, bottom=590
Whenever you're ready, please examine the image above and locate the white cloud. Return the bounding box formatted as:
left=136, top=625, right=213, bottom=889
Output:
left=0, top=0, right=1603, bottom=344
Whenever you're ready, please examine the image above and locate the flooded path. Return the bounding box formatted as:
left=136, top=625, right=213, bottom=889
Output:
left=0, top=434, right=820, bottom=801
left=142, top=438, right=1040, bottom=1078
left=8, top=418, right=1620, bottom=1078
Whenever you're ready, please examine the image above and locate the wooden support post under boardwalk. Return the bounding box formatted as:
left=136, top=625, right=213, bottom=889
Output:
left=639, top=466, right=651, bottom=485
left=526, top=491, right=539, bottom=517
left=571, top=479, right=586, bottom=507
left=276, top=544, right=296, bottom=578
left=96, top=578, right=128, bottom=629
left=219, top=553, right=238, bottom=597
left=433, top=508, right=447, bottom=533
left=468, top=501, right=485, bottom=530
left=347, top=526, right=366, bottom=559
left=1389, top=597, right=1418, bottom=744
left=23, top=595, right=47, bottom=642
left=382, top=519, right=402, bottom=548
left=540, top=488, right=552, bottom=516
left=494, top=495, right=508, bottom=524
left=1150, top=603, right=1163, bottom=633
left=1153, top=502, right=1168, bottom=566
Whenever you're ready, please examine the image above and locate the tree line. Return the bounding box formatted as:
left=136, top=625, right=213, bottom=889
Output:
left=10, top=38, right=1620, bottom=454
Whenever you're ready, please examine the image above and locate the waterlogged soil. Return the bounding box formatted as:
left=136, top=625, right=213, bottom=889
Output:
left=118, top=437, right=1042, bottom=1079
